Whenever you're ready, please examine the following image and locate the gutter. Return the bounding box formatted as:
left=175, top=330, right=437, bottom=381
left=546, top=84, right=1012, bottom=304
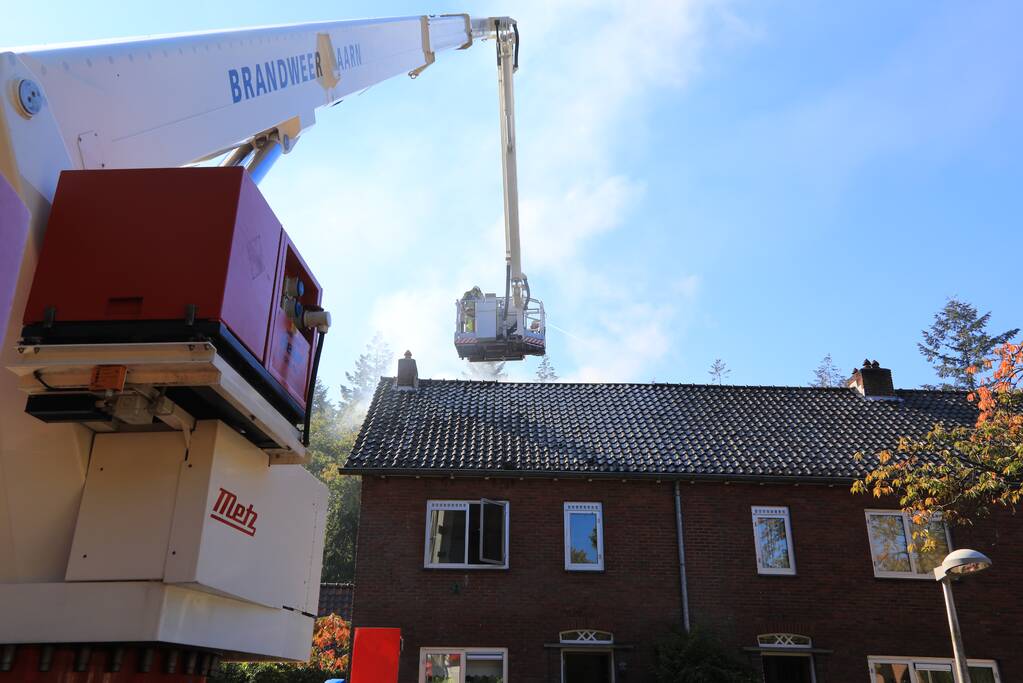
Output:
left=342, top=466, right=856, bottom=487
left=673, top=481, right=691, bottom=632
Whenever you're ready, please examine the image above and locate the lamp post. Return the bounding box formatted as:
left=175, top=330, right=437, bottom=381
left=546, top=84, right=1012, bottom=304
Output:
left=933, top=549, right=993, bottom=683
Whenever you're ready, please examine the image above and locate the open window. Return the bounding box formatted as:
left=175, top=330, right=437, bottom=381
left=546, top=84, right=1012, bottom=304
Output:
left=868, top=657, right=1000, bottom=683
left=864, top=510, right=951, bottom=579
left=426, top=500, right=509, bottom=569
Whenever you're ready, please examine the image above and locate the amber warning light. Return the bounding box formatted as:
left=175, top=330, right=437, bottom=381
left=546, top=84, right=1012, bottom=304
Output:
left=89, top=365, right=128, bottom=392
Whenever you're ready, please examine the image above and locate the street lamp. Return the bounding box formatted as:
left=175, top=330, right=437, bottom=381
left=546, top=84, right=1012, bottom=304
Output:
left=933, top=549, right=993, bottom=683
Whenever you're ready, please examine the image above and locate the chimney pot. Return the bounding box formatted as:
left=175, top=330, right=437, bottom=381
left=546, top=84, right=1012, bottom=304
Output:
left=395, top=352, right=419, bottom=390
left=848, top=359, right=896, bottom=400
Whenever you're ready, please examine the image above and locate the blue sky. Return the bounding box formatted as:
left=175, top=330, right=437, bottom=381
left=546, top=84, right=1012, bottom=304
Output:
left=4, top=1, right=1020, bottom=393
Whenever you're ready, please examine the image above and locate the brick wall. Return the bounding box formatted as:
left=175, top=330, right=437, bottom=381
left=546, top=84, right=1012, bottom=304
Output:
left=352, top=476, right=1023, bottom=683
left=352, top=476, right=683, bottom=683
left=681, top=481, right=1023, bottom=682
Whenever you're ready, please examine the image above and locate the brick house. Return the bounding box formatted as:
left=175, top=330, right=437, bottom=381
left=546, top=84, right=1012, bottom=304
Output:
left=344, top=357, right=1021, bottom=683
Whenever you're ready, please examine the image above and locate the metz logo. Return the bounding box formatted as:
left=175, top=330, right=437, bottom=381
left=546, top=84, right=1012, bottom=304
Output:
left=210, top=487, right=257, bottom=537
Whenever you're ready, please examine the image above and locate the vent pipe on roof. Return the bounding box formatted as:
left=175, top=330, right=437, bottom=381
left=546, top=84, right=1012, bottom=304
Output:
left=395, top=351, right=419, bottom=391
left=847, top=359, right=896, bottom=400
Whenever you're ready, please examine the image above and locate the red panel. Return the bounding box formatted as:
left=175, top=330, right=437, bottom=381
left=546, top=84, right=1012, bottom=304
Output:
left=350, top=627, right=401, bottom=683
left=0, top=644, right=211, bottom=681
left=0, top=174, right=29, bottom=332
left=266, top=233, right=322, bottom=410
left=23, top=168, right=281, bottom=362
left=220, top=172, right=283, bottom=364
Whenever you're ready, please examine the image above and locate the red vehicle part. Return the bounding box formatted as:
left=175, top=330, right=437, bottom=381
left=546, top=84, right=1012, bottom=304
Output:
left=0, top=644, right=215, bottom=681
left=22, top=167, right=321, bottom=417
left=266, top=233, right=322, bottom=409
left=350, top=627, right=401, bottom=683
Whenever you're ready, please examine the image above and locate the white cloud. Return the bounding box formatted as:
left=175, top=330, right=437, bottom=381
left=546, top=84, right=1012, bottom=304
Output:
left=673, top=274, right=702, bottom=300
left=558, top=272, right=701, bottom=382
left=568, top=302, right=674, bottom=382
left=518, top=176, right=644, bottom=272
left=369, top=282, right=464, bottom=379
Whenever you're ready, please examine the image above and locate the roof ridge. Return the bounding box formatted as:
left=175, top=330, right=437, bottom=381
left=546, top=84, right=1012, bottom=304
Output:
left=378, top=376, right=957, bottom=392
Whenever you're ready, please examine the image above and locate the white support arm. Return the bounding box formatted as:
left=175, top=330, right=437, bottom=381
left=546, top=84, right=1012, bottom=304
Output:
left=2, top=14, right=481, bottom=179
left=494, top=19, right=524, bottom=290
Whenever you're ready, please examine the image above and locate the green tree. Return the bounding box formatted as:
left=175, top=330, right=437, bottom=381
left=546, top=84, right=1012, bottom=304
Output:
left=654, top=628, right=756, bottom=683
left=811, top=353, right=844, bottom=388
left=708, top=359, right=730, bottom=385
left=535, top=355, right=559, bottom=383
left=919, top=298, right=1018, bottom=390
left=305, top=333, right=395, bottom=584
left=302, top=379, right=361, bottom=583
left=339, top=333, right=393, bottom=426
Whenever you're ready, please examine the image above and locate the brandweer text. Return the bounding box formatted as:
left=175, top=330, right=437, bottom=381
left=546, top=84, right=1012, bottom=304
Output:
left=228, top=43, right=363, bottom=103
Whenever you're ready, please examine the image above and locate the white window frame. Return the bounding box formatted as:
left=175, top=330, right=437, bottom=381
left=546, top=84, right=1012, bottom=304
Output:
left=424, top=500, right=510, bottom=570
left=751, top=506, right=796, bottom=575
left=757, top=633, right=811, bottom=648
left=867, top=656, right=1001, bottom=683
left=560, top=630, right=614, bottom=645
left=864, top=509, right=953, bottom=579
left=418, top=647, right=509, bottom=683
left=564, top=502, right=604, bottom=571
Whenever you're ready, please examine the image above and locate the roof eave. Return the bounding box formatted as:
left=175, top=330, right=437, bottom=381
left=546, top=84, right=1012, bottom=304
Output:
left=341, top=466, right=857, bottom=486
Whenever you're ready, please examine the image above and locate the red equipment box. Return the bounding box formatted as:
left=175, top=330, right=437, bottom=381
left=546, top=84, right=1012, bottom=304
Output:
left=22, top=167, right=321, bottom=421
left=350, top=627, right=401, bottom=683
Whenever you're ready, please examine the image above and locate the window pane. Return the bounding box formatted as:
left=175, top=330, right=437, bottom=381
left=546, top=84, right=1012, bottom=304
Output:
left=424, top=653, right=462, bottom=683
left=468, top=503, right=481, bottom=564
left=917, top=671, right=955, bottom=683
left=569, top=512, right=599, bottom=564
left=872, top=662, right=912, bottom=683
left=480, top=500, right=505, bottom=564
left=430, top=509, right=467, bottom=564
left=467, top=653, right=505, bottom=683
left=968, top=666, right=996, bottom=683
left=912, top=518, right=950, bottom=574
left=867, top=514, right=912, bottom=573
left=756, top=517, right=791, bottom=569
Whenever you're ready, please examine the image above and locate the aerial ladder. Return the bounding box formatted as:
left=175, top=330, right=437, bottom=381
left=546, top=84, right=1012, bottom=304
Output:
left=453, top=20, right=546, bottom=363
left=0, top=14, right=534, bottom=680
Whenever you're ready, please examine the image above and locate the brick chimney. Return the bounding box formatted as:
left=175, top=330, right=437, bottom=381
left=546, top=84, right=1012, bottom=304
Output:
left=395, top=350, right=419, bottom=391
left=847, top=359, right=897, bottom=400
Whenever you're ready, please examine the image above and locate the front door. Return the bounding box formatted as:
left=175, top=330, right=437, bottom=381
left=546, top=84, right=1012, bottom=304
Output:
left=563, top=651, right=612, bottom=683
left=762, top=654, right=813, bottom=683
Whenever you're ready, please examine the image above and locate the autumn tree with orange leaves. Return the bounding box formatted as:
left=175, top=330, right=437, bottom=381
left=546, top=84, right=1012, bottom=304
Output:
left=853, top=343, right=1023, bottom=551
left=211, top=615, right=351, bottom=682
left=308, top=613, right=351, bottom=672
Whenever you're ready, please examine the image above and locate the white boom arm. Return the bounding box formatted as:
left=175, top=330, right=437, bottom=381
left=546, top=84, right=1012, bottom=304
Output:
left=0, top=14, right=501, bottom=203
left=494, top=19, right=526, bottom=304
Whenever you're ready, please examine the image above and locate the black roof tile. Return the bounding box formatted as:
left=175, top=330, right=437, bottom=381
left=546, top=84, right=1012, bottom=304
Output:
left=317, top=583, right=354, bottom=620
left=345, top=379, right=977, bottom=480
